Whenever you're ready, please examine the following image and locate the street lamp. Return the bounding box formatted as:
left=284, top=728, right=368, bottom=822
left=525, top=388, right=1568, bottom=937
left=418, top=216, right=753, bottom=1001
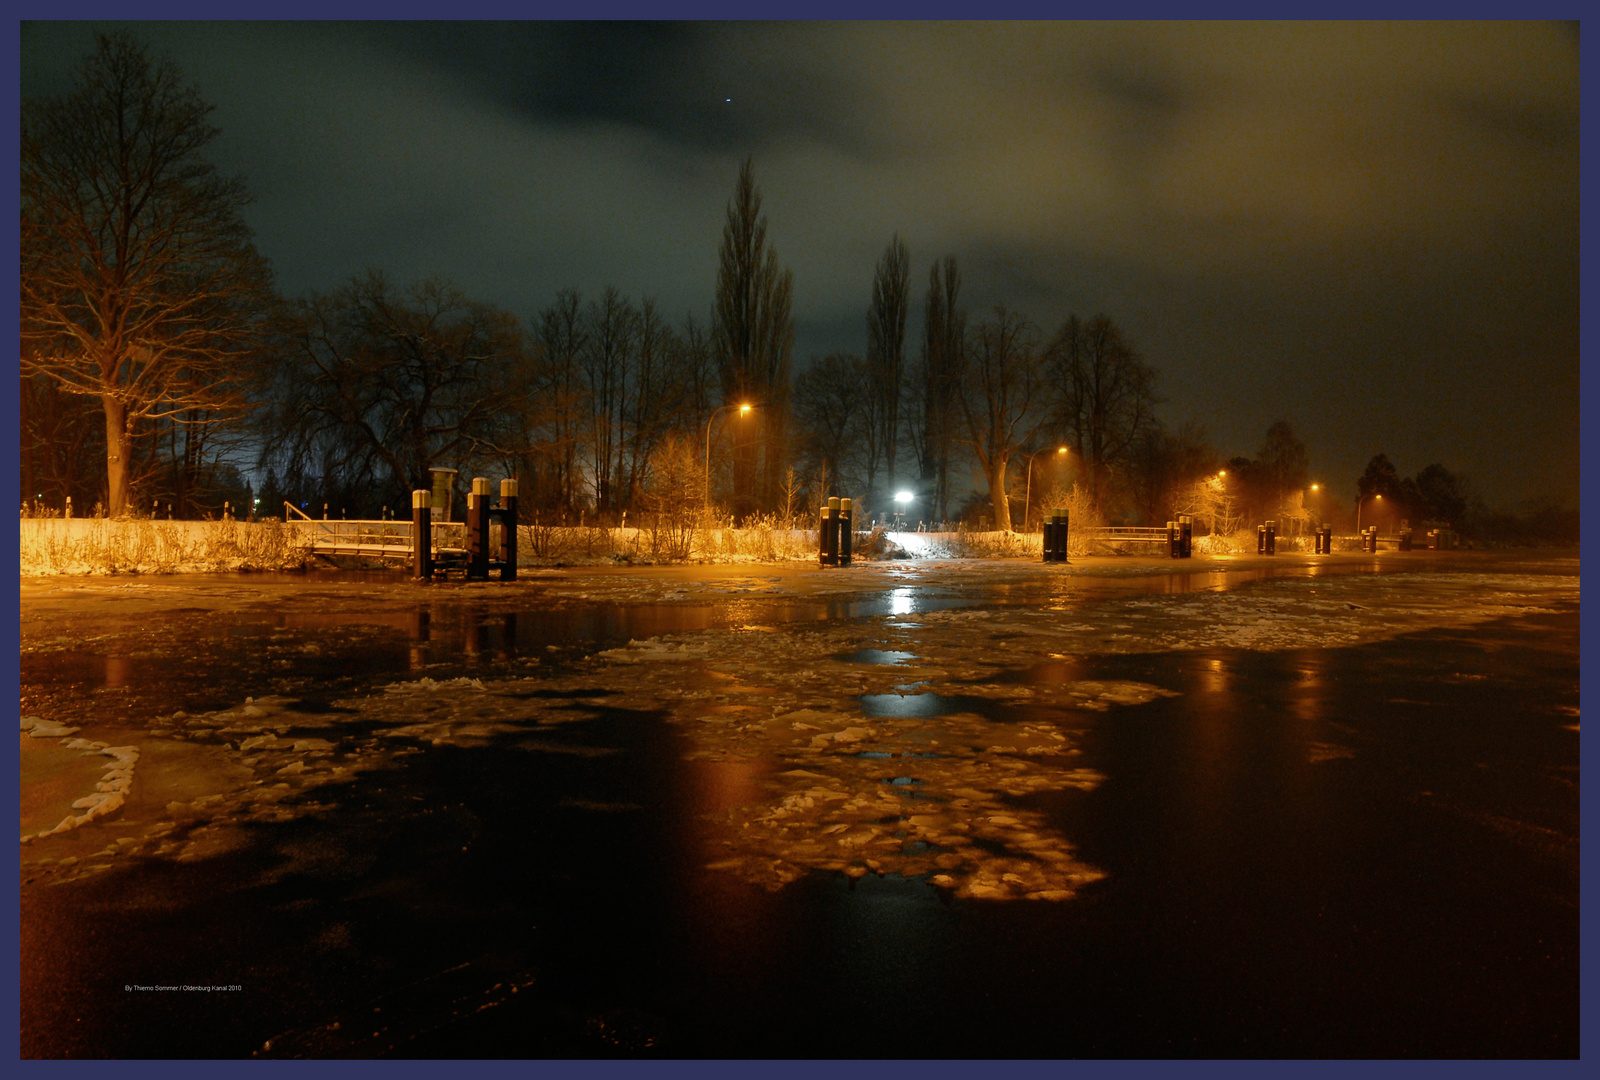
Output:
left=1024, top=447, right=1069, bottom=530
left=1356, top=492, right=1381, bottom=532
left=893, top=490, right=914, bottom=530
left=705, top=403, right=753, bottom=508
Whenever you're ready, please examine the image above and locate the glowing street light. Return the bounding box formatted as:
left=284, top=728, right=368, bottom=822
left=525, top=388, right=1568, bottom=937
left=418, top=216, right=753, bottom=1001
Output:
left=894, top=491, right=914, bottom=504
left=1024, top=446, right=1069, bottom=530
left=1356, top=492, right=1382, bottom=532
left=704, top=402, right=753, bottom=508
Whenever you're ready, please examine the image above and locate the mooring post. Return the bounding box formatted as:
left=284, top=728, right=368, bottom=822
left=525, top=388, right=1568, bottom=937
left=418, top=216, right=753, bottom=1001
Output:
left=499, top=478, right=519, bottom=580
left=467, top=477, right=492, bottom=581
left=412, top=489, right=433, bottom=580
left=820, top=497, right=840, bottom=566
left=838, top=497, right=854, bottom=566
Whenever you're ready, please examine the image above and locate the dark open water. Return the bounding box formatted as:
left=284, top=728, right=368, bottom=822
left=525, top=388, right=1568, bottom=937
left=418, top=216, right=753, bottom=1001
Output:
left=18, top=558, right=1578, bottom=1057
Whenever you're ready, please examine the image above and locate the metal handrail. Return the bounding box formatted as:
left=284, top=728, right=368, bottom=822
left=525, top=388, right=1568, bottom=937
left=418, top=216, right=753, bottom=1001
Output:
left=285, top=516, right=471, bottom=560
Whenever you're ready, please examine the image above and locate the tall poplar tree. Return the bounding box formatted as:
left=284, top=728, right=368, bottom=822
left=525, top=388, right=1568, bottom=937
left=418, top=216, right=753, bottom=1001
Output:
left=867, top=235, right=909, bottom=501
left=917, top=256, right=965, bottom=522
left=712, top=157, right=794, bottom=515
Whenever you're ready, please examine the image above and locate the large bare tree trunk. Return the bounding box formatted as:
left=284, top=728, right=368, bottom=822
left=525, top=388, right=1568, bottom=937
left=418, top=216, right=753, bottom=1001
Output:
left=988, top=455, right=1012, bottom=532
left=102, top=394, right=130, bottom=517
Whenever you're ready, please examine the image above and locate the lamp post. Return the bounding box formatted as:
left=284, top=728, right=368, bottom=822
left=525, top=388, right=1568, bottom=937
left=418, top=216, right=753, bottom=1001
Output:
left=1356, top=492, right=1381, bottom=533
left=704, top=403, right=752, bottom=509
left=893, top=489, right=914, bottom=530
left=1024, top=446, right=1069, bottom=531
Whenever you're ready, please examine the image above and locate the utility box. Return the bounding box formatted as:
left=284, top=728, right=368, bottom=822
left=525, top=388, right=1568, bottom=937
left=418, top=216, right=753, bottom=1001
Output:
left=429, top=467, right=458, bottom=523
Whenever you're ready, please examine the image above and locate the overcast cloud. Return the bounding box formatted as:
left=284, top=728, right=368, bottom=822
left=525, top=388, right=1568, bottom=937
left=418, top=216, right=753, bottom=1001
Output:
left=20, top=20, right=1579, bottom=507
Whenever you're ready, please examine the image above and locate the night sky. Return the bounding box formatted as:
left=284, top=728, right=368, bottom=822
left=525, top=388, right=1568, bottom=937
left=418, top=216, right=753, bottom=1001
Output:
left=19, top=20, right=1580, bottom=509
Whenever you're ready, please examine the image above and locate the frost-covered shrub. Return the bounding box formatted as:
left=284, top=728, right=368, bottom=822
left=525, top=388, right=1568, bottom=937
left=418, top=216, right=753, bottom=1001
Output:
left=19, top=518, right=310, bottom=575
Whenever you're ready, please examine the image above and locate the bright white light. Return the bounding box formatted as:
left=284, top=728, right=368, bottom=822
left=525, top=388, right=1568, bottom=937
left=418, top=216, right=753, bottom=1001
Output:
left=895, top=490, right=914, bottom=504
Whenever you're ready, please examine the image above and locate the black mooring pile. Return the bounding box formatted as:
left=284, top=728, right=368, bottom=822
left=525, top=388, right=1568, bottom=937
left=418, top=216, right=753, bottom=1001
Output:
left=1041, top=507, right=1069, bottom=562
left=819, top=497, right=854, bottom=567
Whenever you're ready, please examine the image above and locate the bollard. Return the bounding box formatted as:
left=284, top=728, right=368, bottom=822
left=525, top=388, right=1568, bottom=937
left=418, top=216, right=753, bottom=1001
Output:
left=467, top=477, right=492, bottom=580
left=1041, top=508, right=1067, bottom=563
left=1179, top=515, right=1193, bottom=558
left=1167, top=521, right=1178, bottom=559
left=1257, top=525, right=1266, bottom=554
left=412, top=489, right=433, bottom=580
left=838, top=497, right=854, bottom=566
left=499, top=478, right=519, bottom=580
left=1265, top=520, right=1276, bottom=555
left=1399, top=528, right=1412, bottom=552
left=1428, top=529, right=1438, bottom=550
left=819, top=498, right=839, bottom=566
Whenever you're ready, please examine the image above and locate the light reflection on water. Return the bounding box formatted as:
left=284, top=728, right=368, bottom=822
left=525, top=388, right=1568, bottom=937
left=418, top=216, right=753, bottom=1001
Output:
left=833, top=649, right=918, bottom=666
left=858, top=692, right=953, bottom=718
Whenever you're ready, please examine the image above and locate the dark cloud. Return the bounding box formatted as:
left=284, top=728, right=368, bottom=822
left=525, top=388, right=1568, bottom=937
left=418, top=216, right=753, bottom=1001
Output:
left=20, top=20, right=1578, bottom=506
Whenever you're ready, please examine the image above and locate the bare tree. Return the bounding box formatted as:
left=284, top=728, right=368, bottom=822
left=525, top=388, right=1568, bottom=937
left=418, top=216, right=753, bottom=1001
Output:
left=957, top=306, right=1047, bottom=531
left=1127, top=421, right=1221, bottom=526
left=263, top=271, right=533, bottom=516
left=794, top=353, right=869, bottom=499
left=867, top=234, right=910, bottom=501
left=916, top=256, right=965, bottom=521
left=1255, top=419, right=1310, bottom=516
left=713, top=157, right=795, bottom=516
left=20, top=373, right=105, bottom=512
left=640, top=432, right=705, bottom=560
left=1045, top=314, right=1160, bottom=515
left=533, top=289, right=589, bottom=514
left=21, top=31, right=276, bottom=517
left=620, top=298, right=691, bottom=511
left=580, top=287, right=640, bottom=514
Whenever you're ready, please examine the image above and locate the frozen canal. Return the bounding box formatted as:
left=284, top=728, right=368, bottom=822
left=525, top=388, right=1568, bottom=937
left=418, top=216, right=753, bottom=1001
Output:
left=19, top=551, right=1579, bottom=1057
